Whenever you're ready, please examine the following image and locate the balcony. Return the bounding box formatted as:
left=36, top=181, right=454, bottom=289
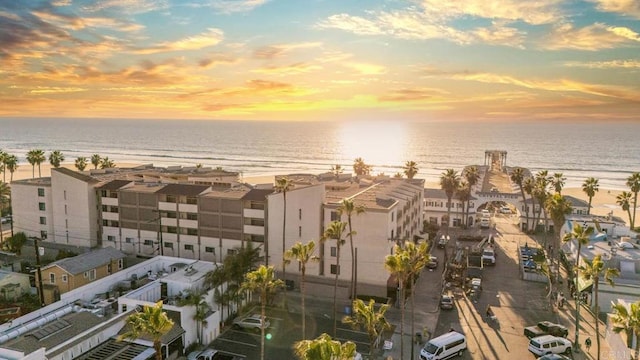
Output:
left=159, top=202, right=177, bottom=211
left=178, top=203, right=197, bottom=213
left=244, top=225, right=265, bottom=235
left=102, top=212, right=119, bottom=221
left=244, top=208, right=264, bottom=219
left=102, top=197, right=118, bottom=206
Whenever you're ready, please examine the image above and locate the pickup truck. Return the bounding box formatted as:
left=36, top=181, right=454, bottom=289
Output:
left=524, top=321, right=569, bottom=338
left=482, top=247, right=496, bottom=266
left=187, top=349, right=245, bottom=360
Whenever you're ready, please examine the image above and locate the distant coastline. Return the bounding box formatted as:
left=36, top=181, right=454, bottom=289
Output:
left=6, top=161, right=631, bottom=227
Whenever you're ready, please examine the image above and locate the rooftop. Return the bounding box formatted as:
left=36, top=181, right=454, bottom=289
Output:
left=42, top=247, right=126, bottom=275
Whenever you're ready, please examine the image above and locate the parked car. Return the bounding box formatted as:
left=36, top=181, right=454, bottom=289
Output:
left=187, top=349, right=244, bottom=360
left=427, top=256, right=438, bottom=269
left=537, top=354, right=572, bottom=360
left=437, top=236, right=448, bottom=249
left=233, top=314, right=270, bottom=331
left=524, top=321, right=568, bottom=338
left=500, top=206, right=511, bottom=214
left=440, top=294, right=454, bottom=310
left=528, top=335, right=572, bottom=356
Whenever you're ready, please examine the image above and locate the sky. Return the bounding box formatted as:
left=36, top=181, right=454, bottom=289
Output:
left=1, top=0, right=639, bottom=122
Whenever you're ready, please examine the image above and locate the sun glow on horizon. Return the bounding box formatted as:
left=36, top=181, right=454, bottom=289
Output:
left=338, top=121, right=409, bottom=173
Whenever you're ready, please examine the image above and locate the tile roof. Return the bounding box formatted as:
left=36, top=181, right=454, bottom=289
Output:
left=154, top=183, right=210, bottom=196
left=43, top=247, right=125, bottom=275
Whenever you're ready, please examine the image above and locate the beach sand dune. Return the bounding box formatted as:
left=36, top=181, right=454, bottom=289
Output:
left=3, top=163, right=633, bottom=227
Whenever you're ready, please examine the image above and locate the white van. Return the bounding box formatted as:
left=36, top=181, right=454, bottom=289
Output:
left=480, top=217, right=490, bottom=229
left=420, top=331, right=467, bottom=360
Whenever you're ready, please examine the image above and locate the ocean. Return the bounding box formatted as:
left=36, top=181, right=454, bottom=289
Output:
left=0, top=118, right=638, bottom=190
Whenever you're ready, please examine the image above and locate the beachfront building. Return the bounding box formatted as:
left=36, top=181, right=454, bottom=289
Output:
left=0, top=256, right=223, bottom=360
left=268, top=173, right=425, bottom=298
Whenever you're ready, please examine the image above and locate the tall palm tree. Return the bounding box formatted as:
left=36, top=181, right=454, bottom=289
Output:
left=546, top=194, right=572, bottom=276
left=4, top=154, right=17, bottom=182
left=118, top=301, right=174, bottom=360
left=403, top=161, right=418, bottom=180
left=523, top=177, right=536, bottom=231
left=48, top=150, right=65, bottom=168
left=353, top=157, right=371, bottom=177
left=0, top=150, right=6, bottom=183
left=285, top=240, right=318, bottom=339
left=510, top=167, right=530, bottom=229
left=456, top=181, right=470, bottom=228
left=26, top=149, right=45, bottom=178
left=241, top=265, right=284, bottom=360
left=294, top=333, right=357, bottom=360
left=440, top=169, right=460, bottom=235
left=177, top=288, right=211, bottom=345
left=582, top=177, right=599, bottom=215
left=342, top=299, right=391, bottom=358
left=611, top=300, right=640, bottom=359
left=337, top=198, right=365, bottom=300
left=464, top=166, right=480, bottom=226
left=384, top=243, right=411, bottom=360
left=274, top=176, right=293, bottom=303
left=626, top=172, right=640, bottom=229
left=321, top=221, right=352, bottom=336
left=0, top=181, right=9, bottom=238
left=331, top=164, right=343, bottom=179
left=563, top=222, right=594, bottom=351
left=405, top=241, right=430, bottom=358
left=579, top=254, right=619, bottom=360
left=100, top=157, right=115, bottom=169
left=551, top=173, right=566, bottom=194
left=91, top=154, right=102, bottom=169
left=75, top=157, right=88, bottom=171
left=616, top=191, right=633, bottom=230
left=534, top=170, right=551, bottom=230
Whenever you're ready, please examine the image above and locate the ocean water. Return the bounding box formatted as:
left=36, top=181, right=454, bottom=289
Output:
left=0, top=118, right=638, bottom=190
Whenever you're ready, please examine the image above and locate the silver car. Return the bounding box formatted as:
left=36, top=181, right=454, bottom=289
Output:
left=232, top=314, right=270, bottom=331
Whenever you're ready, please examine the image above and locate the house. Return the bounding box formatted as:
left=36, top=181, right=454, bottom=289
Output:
left=37, top=247, right=126, bottom=304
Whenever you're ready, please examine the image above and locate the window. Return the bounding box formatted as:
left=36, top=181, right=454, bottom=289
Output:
left=298, top=226, right=302, bottom=237
left=227, top=249, right=238, bottom=255
left=330, top=264, right=340, bottom=275
left=62, top=275, right=67, bottom=283
left=167, top=226, right=177, bottom=234
left=39, top=202, right=46, bottom=211
left=391, top=212, right=394, bottom=221
left=184, top=244, right=194, bottom=251
left=40, top=231, right=47, bottom=239
left=330, top=247, right=337, bottom=257
left=164, top=242, right=173, bottom=248
left=205, top=247, right=215, bottom=254
left=39, top=217, right=46, bottom=225
left=187, top=228, right=198, bottom=236
left=186, top=196, right=197, bottom=204
left=100, top=190, right=107, bottom=197
left=167, top=211, right=177, bottom=219
left=125, top=237, right=133, bottom=243
left=299, top=209, right=302, bottom=220
left=166, top=195, right=176, bottom=202
left=107, top=235, right=115, bottom=242
left=186, top=213, right=198, bottom=220
left=64, top=205, right=67, bottom=215
left=144, top=239, right=154, bottom=246
left=89, top=269, right=96, bottom=280
left=330, top=211, right=339, bottom=221
left=49, top=273, right=55, bottom=284
left=118, top=259, right=123, bottom=269
left=38, top=188, right=45, bottom=196
left=63, top=190, right=66, bottom=200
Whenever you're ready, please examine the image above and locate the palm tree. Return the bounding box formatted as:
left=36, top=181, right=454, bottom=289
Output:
left=4, top=154, right=17, bottom=182
left=26, top=149, right=45, bottom=178
left=464, top=166, right=480, bottom=226
left=353, top=157, right=371, bottom=177
left=394, top=172, right=403, bottom=178
left=551, top=173, right=566, bottom=194
left=241, top=265, right=284, bottom=360
left=48, top=150, right=65, bottom=168
left=523, top=177, right=536, bottom=231
left=342, top=299, right=391, bottom=358
left=0, top=181, right=9, bottom=238
left=177, top=288, right=211, bottom=345
left=331, top=164, right=343, bottom=180
left=404, top=241, right=430, bottom=358
left=626, top=172, right=640, bottom=229
left=75, top=157, right=88, bottom=171
left=456, top=181, right=470, bottom=228
left=582, top=177, right=599, bottom=215
left=91, top=154, right=102, bottom=169
left=285, top=240, right=318, bottom=339
left=616, top=191, right=633, bottom=229
left=321, top=221, right=352, bottom=336
left=611, top=301, right=640, bottom=359
left=440, top=169, right=460, bottom=235
left=384, top=243, right=411, bottom=360
left=100, top=157, right=115, bottom=169
left=274, top=176, right=293, bottom=303
left=545, top=193, right=572, bottom=273
left=118, top=301, right=174, bottom=360
left=403, top=161, right=418, bottom=179
left=0, top=150, right=6, bottom=183
left=563, top=222, right=594, bottom=351
left=337, top=198, right=365, bottom=300
left=293, top=333, right=357, bottom=360
left=510, top=167, right=530, bottom=230
left=534, top=170, right=551, bottom=231
left=579, top=254, right=619, bottom=360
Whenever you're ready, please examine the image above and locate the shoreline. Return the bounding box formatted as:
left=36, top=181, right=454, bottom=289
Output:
left=4, top=162, right=631, bottom=226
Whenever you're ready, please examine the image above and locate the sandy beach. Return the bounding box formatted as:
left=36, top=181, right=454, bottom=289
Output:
left=4, top=162, right=632, bottom=227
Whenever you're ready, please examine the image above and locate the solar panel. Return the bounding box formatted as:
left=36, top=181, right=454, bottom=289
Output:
left=31, top=319, right=71, bottom=340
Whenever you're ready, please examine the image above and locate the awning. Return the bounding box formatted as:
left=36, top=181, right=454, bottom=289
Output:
left=575, top=277, right=593, bottom=292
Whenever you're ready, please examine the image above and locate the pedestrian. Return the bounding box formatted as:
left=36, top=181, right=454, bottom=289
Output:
left=585, top=337, right=592, bottom=351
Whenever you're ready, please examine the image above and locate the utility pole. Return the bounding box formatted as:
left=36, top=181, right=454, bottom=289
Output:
left=33, top=237, right=45, bottom=307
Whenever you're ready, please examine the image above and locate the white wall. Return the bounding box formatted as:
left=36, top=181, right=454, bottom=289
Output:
left=51, top=169, right=98, bottom=247
left=10, top=181, right=53, bottom=240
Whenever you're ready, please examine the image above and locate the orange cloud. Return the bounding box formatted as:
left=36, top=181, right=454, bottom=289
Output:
left=542, top=22, right=640, bottom=50
left=133, top=28, right=224, bottom=54
left=588, top=0, right=640, bottom=19
left=253, top=62, right=322, bottom=75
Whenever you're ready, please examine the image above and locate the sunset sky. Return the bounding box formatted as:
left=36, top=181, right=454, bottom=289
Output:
left=1, top=0, right=639, bottom=121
